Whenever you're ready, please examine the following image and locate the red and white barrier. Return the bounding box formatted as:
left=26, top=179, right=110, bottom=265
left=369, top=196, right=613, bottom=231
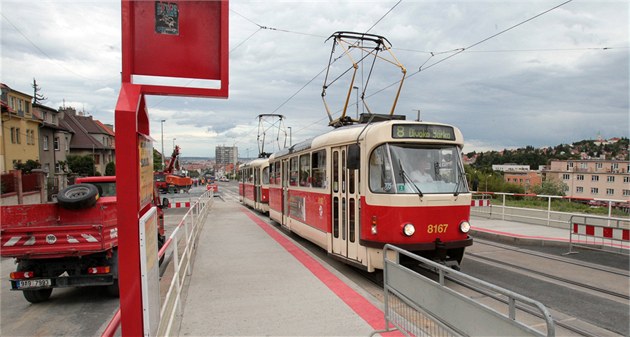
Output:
left=471, top=199, right=491, bottom=207
left=572, top=223, right=630, bottom=241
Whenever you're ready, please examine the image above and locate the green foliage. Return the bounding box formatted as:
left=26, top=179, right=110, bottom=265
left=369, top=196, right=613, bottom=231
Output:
left=153, top=149, right=164, bottom=171
left=531, top=179, right=568, bottom=196
left=13, top=160, right=41, bottom=173
left=67, top=155, right=96, bottom=176
left=469, top=137, right=629, bottom=171
left=105, top=162, right=116, bottom=176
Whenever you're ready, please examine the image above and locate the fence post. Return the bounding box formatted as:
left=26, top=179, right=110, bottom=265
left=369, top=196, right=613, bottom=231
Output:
left=547, top=196, right=552, bottom=227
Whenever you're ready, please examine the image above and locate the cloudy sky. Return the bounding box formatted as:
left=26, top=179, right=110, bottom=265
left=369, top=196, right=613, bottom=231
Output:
left=1, top=0, right=628, bottom=158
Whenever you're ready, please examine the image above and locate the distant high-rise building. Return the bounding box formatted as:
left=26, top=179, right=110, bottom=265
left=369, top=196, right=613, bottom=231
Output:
left=215, top=146, right=238, bottom=165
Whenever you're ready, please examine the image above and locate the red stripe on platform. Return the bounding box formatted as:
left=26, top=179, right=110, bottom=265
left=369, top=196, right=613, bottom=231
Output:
left=241, top=209, right=393, bottom=333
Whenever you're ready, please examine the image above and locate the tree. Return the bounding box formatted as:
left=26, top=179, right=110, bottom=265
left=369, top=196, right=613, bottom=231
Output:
left=153, top=149, right=164, bottom=171
left=14, top=160, right=41, bottom=173
left=105, top=162, right=116, bottom=176
left=67, top=155, right=96, bottom=176
left=532, top=178, right=568, bottom=196
left=31, top=78, right=47, bottom=104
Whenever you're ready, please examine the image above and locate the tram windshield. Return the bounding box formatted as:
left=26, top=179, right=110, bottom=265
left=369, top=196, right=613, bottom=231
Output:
left=369, top=143, right=468, bottom=195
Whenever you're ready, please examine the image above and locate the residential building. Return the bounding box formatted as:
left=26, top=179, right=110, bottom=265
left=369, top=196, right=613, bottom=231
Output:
left=59, top=107, right=115, bottom=175
left=215, top=145, right=238, bottom=166
left=1, top=83, right=40, bottom=173
left=545, top=159, right=630, bottom=200
left=504, top=171, right=542, bottom=192
left=32, top=103, right=72, bottom=175
left=492, top=164, right=531, bottom=172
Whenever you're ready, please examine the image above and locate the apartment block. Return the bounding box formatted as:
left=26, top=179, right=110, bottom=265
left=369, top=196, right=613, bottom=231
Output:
left=215, top=145, right=238, bottom=166
left=546, top=159, right=630, bottom=200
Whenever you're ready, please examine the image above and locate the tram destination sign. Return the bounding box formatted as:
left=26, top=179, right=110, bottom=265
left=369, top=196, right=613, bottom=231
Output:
left=392, top=124, right=455, bottom=140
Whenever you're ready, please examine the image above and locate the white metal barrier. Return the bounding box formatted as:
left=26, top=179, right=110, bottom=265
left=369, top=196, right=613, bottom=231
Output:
left=101, top=190, right=214, bottom=337
left=371, top=245, right=555, bottom=337
left=471, top=192, right=628, bottom=229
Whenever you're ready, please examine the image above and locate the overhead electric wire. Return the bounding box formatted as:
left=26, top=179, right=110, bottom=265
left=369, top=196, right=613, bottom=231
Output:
left=364, top=0, right=577, bottom=100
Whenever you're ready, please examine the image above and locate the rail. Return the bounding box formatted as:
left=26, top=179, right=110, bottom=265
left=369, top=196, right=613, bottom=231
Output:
left=567, top=214, right=630, bottom=255
left=471, top=192, right=628, bottom=229
left=371, top=244, right=555, bottom=337
left=101, top=190, right=214, bottom=337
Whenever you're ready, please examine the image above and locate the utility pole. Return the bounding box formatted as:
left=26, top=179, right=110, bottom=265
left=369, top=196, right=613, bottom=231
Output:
left=412, top=109, right=421, bottom=121
left=160, top=120, right=166, bottom=170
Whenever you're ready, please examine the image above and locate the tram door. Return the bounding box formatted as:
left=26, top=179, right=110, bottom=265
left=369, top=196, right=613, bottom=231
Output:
left=281, top=159, right=289, bottom=227
left=331, top=146, right=360, bottom=262
left=254, top=167, right=261, bottom=205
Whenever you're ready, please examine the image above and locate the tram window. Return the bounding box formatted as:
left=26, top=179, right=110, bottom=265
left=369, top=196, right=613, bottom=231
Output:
left=247, top=168, right=254, bottom=183
left=289, top=157, right=299, bottom=186
left=349, top=198, right=355, bottom=243
left=262, top=167, right=270, bottom=185
left=333, top=197, right=339, bottom=238
left=369, top=146, right=395, bottom=194
left=299, top=154, right=311, bottom=187
left=311, top=150, right=326, bottom=188
left=273, top=162, right=281, bottom=185
left=333, top=151, right=339, bottom=193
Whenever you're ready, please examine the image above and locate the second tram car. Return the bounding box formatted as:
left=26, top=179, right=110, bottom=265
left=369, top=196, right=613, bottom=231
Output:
left=239, top=158, right=271, bottom=213
left=259, top=116, right=473, bottom=272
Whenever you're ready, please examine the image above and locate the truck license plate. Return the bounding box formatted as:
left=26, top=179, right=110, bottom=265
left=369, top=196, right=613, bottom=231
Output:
left=17, top=279, right=51, bottom=289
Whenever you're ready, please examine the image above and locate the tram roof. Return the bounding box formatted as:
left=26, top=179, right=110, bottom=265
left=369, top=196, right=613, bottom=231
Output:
left=269, top=119, right=463, bottom=160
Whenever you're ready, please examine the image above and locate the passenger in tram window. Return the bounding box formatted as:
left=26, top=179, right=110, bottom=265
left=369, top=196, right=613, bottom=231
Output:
left=409, top=160, right=434, bottom=183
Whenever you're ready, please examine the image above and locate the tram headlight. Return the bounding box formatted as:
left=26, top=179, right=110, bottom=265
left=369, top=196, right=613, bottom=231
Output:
left=459, top=221, right=471, bottom=233
left=402, top=224, right=415, bottom=237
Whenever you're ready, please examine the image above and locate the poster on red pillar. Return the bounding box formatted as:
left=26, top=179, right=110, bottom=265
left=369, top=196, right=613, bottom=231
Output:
left=139, top=207, right=159, bottom=336
left=139, top=135, right=154, bottom=209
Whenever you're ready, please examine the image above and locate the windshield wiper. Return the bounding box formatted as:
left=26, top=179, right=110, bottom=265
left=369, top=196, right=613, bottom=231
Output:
left=398, top=159, right=423, bottom=197
left=453, top=171, right=464, bottom=196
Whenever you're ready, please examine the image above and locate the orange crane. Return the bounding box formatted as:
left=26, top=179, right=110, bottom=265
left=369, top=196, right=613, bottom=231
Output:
left=154, top=145, right=192, bottom=193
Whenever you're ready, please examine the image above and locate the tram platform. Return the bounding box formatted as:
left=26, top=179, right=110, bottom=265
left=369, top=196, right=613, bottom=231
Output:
left=470, top=217, right=573, bottom=247
left=178, top=200, right=386, bottom=336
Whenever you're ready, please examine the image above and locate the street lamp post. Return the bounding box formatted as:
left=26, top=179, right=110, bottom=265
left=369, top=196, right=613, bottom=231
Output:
left=352, top=86, right=359, bottom=120
left=160, top=119, right=166, bottom=170
left=288, top=127, right=292, bottom=147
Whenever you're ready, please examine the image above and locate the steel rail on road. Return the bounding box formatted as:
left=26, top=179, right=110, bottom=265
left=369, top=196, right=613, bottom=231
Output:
left=101, top=190, right=214, bottom=337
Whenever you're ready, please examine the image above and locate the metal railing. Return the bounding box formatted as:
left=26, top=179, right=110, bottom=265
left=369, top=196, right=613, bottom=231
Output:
left=567, top=214, right=630, bottom=255
left=371, top=245, right=555, bottom=337
left=471, top=192, right=628, bottom=229
left=101, top=190, right=213, bottom=337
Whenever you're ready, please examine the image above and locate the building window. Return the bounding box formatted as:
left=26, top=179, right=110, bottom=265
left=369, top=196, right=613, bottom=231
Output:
left=596, top=162, right=603, bottom=169
left=606, top=188, right=614, bottom=196
left=43, top=136, right=49, bottom=150
left=590, top=187, right=598, bottom=195
left=576, top=175, right=584, bottom=181
left=569, top=162, right=574, bottom=168
left=10, top=127, right=15, bottom=143
left=607, top=176, right=615, bottom=183
left=576, top=186, right=583, bottom=193
left=15, top=128, right=20, bottom=144
left=562, top=174, right=570, bottom=180
left=591, top=175, right=599, bottom=182
left=623, top=190, right=630, bottom=197
left=65, top=136, right=69, bottom=151
left=580, top=162, right=587, bottom=169
left=43, top=111, right=48, bottom=121
left=625, top=177, right=630, bottom=183
left=54, top=137, right=60, bottom=150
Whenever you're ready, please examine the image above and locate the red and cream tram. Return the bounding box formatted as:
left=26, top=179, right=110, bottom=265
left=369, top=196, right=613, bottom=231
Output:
left=239, top=158, right=270, bottom=213
left=266, top=116, right=472, bottom=271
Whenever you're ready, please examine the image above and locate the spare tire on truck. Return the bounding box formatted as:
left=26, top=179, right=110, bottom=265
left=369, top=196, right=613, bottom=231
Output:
left=57, top=184, right=100, bottom=210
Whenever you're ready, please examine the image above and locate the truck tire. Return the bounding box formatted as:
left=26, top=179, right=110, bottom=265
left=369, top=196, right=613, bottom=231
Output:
left=17, top=263, right=53, bottom=303
left=57, top=184, right=99, bottom=210
left=23, top=289, right=53, bottom=303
